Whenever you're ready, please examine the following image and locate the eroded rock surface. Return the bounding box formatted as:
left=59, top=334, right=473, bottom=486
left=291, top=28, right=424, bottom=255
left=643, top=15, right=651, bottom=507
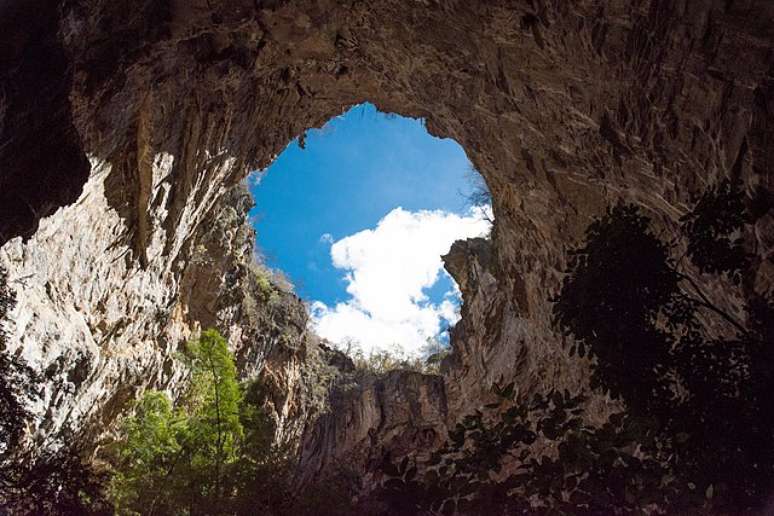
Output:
left=0, top=0, right=772, bottom=502
left=0, top=165, right=329, bottom=450
left=297, top=368, right=449, bottom=488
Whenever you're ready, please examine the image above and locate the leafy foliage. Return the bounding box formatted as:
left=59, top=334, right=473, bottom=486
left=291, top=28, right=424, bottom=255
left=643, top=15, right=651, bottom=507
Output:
left=2, top=436, right=111, bottom=515
left=552, top=204, right=681, bottom=412
left=184, top=330, right=244, bottom=495
left=253, top=268, right=280, bottom=304
left=671, top=293, right=774, bottom=509
left=681, top=178, right=752, bottom=282
left=109, top=391, right=189, bottom=514
left=111, top=330, right=249, bottom=514
left=225, top=380, right=294, bottom=515
left=375, top=387, right=684, bottom=515
left=110, top=329, right=356, bottom=515
left=377, top=179, right=773, bottom=513
left=551, top=181, right=773, bottom=511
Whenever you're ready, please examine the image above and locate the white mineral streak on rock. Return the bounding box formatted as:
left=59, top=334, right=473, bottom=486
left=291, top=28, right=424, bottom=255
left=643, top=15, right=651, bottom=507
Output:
left=0, top=0, right=770, bottom=492
left=1, top=158, right=182, bottom=444
left=0, top=151, right=246, bottom=445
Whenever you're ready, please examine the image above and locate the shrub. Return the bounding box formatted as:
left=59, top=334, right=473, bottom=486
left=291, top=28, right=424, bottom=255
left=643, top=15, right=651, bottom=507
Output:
left=378, top=180, right=773, bottom=513
left=110, top=329, right=356, bottom=515
left=254, top=269, right=275, bottom=303
left=337, top=339, right=447, bottom=376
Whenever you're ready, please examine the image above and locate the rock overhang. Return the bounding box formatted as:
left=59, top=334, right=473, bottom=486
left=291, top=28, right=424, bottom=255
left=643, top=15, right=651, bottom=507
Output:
left=0, top=0, right=772, bottom=498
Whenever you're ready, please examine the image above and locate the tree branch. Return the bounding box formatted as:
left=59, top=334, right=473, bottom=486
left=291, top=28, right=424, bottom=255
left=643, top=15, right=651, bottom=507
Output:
left=676, top=272, right=747, bottom=336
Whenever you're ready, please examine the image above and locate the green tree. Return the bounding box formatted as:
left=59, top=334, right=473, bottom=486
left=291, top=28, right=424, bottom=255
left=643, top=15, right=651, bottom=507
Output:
left=109, top=391, right=188, bottom=515
left=109, top=329, right=322, bottom=515
left=183, top=329, right=243, bottom=508
left=227, top=380, right=293, bottom=515
left=111, top=330, right=245, bottom=515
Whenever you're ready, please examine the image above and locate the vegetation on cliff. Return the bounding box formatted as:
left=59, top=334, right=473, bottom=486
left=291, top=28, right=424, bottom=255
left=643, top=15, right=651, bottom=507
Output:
left=110, top=330, right=252, bottom=514
left=1, top=178, right=770, bottom=515
left=376, top=179, right=774, bottom=514
left=336, top=337, right=449, bottom=376
left=109, top=329, right=354, bottom=516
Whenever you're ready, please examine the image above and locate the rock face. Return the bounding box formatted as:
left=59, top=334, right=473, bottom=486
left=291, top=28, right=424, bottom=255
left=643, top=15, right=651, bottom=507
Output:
left=0, top=160, right=327, bottom=448
left=0, top=0, right=772, bottom=501
left=297, top=368, right=449, bottom=488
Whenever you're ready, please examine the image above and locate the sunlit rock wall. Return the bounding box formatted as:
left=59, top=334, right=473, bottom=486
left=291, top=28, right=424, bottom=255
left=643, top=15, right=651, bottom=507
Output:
left=0, top=156, right=327, bottom=449
left=0, top=0, right=771, bottom=485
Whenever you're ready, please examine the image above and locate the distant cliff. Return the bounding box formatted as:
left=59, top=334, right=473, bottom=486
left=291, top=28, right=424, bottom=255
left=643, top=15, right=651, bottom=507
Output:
left=0, top=0, right=772, bottom=512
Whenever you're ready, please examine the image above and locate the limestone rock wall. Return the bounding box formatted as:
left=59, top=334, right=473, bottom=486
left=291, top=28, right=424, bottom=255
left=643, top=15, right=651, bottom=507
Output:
left=0, top=0, right=772, bottom=491
left=297, top=368, right=449, bottom=488
left=0, top=157, right=325, bottom=449
left=1, top=158, right=196, bottom=444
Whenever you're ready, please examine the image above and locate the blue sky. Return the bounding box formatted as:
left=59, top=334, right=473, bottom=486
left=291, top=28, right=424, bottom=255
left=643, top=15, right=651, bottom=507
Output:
left=249, top=103, right=491, bottom=356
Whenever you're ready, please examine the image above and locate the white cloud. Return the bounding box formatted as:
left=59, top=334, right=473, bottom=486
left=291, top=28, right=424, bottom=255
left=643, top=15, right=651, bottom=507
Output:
left=246, top=169, right=265, bottom=188
left=310, top=206, right=491, bottom=357
left=319, top=233, right=334, bottom=244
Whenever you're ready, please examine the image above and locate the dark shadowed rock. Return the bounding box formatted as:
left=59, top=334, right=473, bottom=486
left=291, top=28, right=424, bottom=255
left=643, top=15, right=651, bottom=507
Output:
left=0, top=0, right=771, bottom=506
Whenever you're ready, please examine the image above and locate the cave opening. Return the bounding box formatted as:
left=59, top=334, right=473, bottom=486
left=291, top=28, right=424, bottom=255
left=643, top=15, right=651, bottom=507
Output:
left=0, top=1, right=771, bottom=512
left=248, top=103, right=493, bottom=360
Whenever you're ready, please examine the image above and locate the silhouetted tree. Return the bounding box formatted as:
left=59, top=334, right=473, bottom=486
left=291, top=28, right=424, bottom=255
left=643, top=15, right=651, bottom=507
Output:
left=553, top=181, right=773, bottom=510
left=376, top=178, right=773, bottom=513
left=552, top=203, right=682, bottom=413
left=681, top=178, right=752, bottom=282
